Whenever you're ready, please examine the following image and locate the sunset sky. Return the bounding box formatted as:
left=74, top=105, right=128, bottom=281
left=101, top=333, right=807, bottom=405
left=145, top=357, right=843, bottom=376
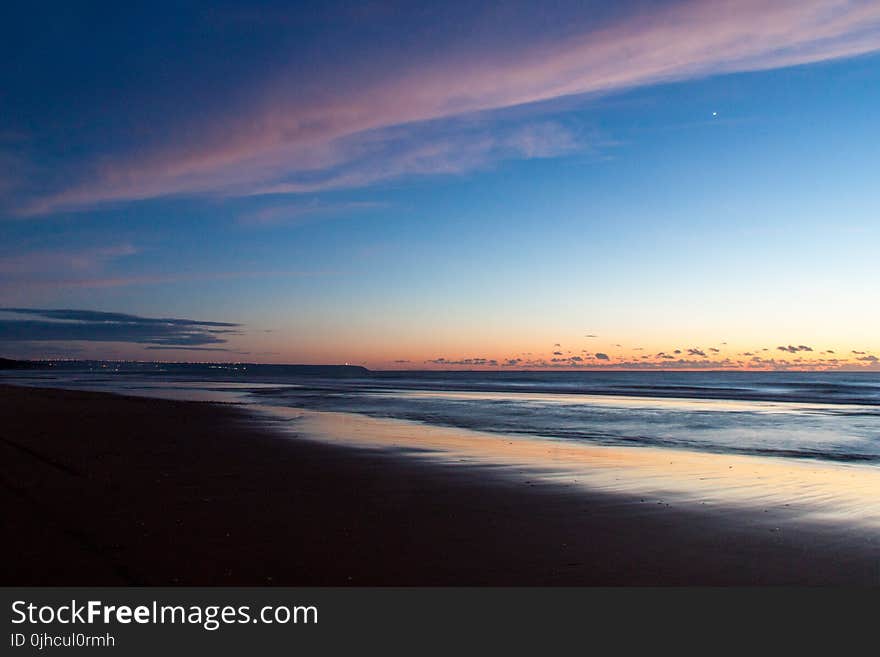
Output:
left=1, top=1, right=879, bottom=369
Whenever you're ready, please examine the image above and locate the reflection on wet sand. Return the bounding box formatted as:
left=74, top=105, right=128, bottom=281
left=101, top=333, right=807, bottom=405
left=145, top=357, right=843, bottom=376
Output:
left=256, top=405, right=880, bottom=529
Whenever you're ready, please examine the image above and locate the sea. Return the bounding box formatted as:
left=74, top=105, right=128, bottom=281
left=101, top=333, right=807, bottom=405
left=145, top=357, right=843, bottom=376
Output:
left=4, top=362, right=880, bottom=467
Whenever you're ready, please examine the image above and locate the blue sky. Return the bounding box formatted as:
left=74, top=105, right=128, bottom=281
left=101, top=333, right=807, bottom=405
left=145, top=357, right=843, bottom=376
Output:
left=1, top=1, right=879, bottom=368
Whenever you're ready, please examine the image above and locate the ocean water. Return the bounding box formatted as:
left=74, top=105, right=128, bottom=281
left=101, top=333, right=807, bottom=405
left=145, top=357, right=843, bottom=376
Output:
left=4, top=363, right=880, bottom=467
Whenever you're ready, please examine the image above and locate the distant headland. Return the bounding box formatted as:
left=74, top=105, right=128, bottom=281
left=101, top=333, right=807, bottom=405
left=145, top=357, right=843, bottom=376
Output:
left=0, top=358, right=38, bottom=370
left=0, top=358, right=371, bottom=376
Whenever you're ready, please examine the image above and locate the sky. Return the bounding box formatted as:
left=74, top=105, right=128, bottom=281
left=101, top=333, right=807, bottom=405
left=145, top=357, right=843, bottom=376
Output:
left=1, top=0, right=879, bottom=370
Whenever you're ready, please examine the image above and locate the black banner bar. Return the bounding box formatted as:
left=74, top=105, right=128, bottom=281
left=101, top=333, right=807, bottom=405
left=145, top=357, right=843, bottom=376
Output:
left=2, top=587, right=876, bottom=654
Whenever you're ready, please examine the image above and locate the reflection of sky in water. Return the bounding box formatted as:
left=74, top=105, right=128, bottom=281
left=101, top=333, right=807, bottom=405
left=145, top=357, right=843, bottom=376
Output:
left=257, top=406, right=880, bottom=529
left=258, top=388, right=880, bottom=464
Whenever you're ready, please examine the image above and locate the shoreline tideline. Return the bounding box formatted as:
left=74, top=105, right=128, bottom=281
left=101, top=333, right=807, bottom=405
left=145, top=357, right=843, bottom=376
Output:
left=2, top=384, right=878, bottom=585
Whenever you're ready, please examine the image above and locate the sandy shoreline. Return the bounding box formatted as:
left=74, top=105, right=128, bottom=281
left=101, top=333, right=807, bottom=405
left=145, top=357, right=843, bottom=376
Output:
left=2, top=384, right=878, bottom=585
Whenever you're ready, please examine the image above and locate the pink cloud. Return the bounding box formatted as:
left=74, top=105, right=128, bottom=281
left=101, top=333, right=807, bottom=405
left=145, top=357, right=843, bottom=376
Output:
left=20, top=0, right=880, bottom=215
left=247, top=120, right=586, bottom=197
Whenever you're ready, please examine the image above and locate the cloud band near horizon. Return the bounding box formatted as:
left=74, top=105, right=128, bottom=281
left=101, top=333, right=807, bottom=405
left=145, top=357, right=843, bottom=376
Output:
left=0, top=308, right=241, bottom=348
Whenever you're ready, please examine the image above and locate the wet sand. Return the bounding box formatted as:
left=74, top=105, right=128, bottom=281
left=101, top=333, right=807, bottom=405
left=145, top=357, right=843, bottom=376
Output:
left=2, top=384, right=878, bottom=585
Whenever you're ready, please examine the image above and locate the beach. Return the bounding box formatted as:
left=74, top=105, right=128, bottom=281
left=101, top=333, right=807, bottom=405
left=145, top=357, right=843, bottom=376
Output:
left=2, top=383, right=878, bottom=585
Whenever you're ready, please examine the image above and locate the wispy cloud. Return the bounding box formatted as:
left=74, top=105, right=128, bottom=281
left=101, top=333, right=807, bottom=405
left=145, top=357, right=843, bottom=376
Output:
left=0, top=244, right=143, bottom=302
left=245, top=120, right=586, bottom=197
left=0, top=263, right=334, bottom=298
left=18, top=0, right=880, bottom=215
left=238, top=199, right=386, bottom=227
left=0, top=244, right=137, bottom=275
